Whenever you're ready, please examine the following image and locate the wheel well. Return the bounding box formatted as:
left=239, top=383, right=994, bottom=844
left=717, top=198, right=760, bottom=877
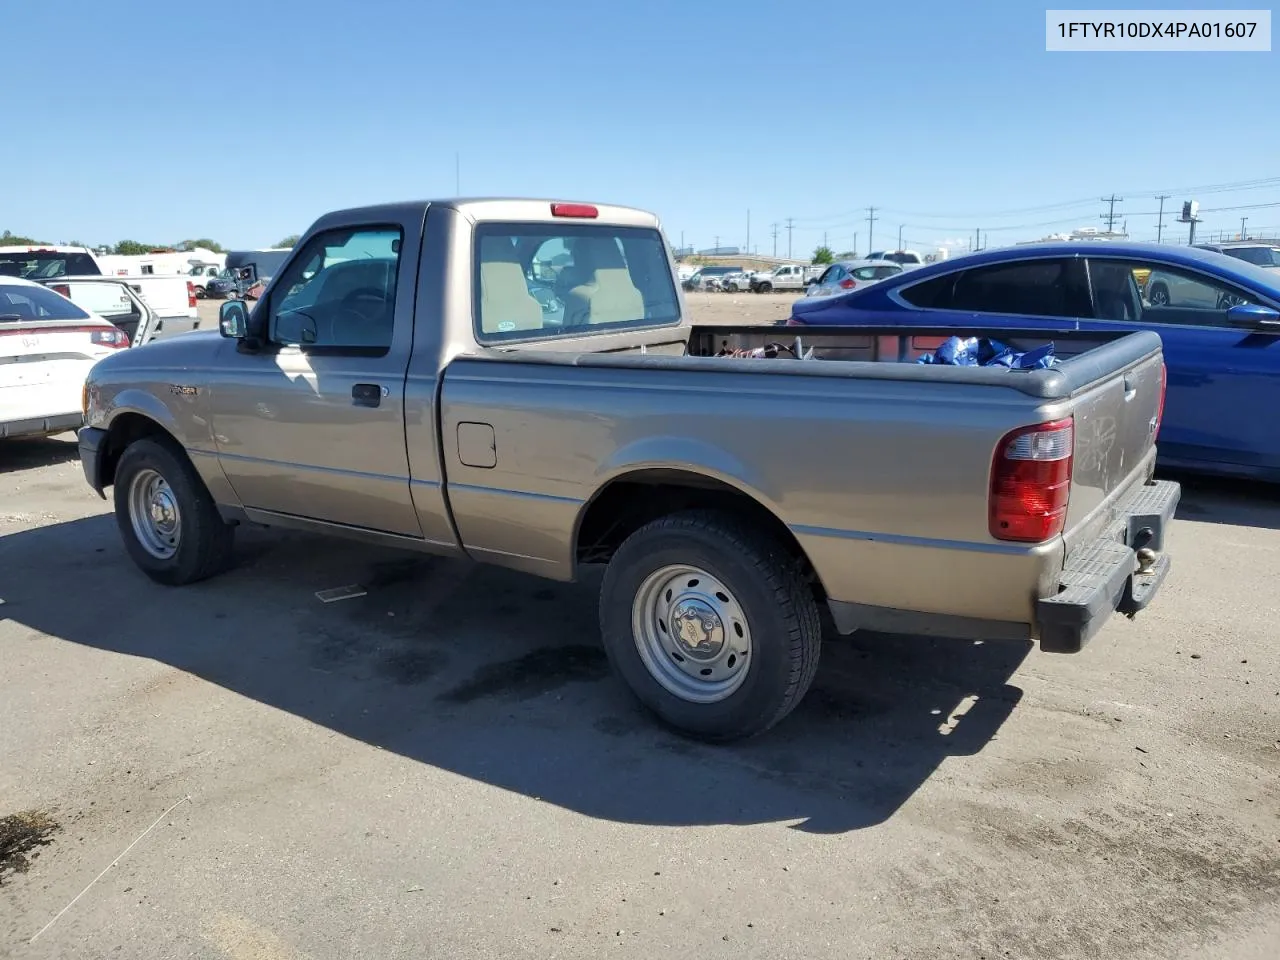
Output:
left=575, top=470, right=826, bottom=599
left=99, top=414, right=179, bottom=487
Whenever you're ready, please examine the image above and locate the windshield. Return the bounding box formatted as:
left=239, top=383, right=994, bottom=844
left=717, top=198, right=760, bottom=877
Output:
left=1224, top=246, right=1280, bottom=268
left=0, top=282, right=92, bottom=321
left=0, top=251, right=98, bottom=280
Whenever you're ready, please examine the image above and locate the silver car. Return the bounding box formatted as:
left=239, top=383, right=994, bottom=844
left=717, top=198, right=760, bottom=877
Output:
left=804, top=259, right=905, bottom=298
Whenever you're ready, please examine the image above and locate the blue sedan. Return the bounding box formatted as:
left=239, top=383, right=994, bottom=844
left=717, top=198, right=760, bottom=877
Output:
left=785, top=241, right=1280, bottom=482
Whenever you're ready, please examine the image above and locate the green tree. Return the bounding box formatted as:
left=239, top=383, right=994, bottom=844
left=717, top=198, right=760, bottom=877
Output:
left=113, top=240, right=153, bottom=256
left=812, top=245, right=834, bottom=265
left=2, top=229, right=47, bottom=245
left=275, top=235, right=301, bottom=248
left=180, top=238, right=224, bottom=253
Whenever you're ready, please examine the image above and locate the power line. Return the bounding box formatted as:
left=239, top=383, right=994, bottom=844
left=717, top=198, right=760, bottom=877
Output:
left=1100, top=195, right=1124, bottom=232
left=787, top=175, right=1280, bottom=229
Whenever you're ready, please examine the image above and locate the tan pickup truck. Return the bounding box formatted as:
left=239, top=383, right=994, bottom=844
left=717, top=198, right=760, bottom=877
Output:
left=77, top=198, right=1180, bottom=741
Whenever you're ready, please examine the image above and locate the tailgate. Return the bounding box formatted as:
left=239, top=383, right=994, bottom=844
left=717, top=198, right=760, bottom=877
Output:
left=1061, top=347, right=1165, bottom=552
left=129, top=277, right=194, bottom=318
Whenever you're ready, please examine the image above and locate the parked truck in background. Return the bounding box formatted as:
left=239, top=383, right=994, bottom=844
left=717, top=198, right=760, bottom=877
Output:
left=76, top=198, right=1179, bottom=741
left=750, top=263, right=824, bottom=292
left=0, top=245, right=199, bottom=337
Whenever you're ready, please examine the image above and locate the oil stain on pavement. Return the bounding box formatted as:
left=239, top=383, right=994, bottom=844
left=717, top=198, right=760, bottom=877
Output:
left=437, top=645, right=609, bottom=704
left=0, top=810, right=59, bottom=885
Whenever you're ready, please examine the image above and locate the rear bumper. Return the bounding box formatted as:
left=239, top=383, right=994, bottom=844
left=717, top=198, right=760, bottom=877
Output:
left=1, top=411, right=84, bottom=440
left=1036, top=479, right=1181, bottom=653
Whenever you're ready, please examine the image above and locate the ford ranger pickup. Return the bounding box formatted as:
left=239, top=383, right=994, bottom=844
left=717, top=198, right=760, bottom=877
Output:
left=76, top=198, right=1180, bottom=740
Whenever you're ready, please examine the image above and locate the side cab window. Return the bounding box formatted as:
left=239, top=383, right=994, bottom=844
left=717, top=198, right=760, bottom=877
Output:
left=267, top=226, right=403, bottom=352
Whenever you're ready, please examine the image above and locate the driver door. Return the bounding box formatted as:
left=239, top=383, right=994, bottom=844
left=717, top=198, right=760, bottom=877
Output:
left=208, top=224, right=423, bottom=537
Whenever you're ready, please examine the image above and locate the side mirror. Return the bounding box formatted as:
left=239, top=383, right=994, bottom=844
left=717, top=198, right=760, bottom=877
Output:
left=219, top=299, right=249, bottom=339
left=1226, top=303, right=1280, bottom=329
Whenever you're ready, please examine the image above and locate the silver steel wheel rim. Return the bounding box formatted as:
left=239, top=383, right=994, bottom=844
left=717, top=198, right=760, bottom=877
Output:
left=127, top=468, right=182, bottom=560
left=631, top=563, right=752, bottom=704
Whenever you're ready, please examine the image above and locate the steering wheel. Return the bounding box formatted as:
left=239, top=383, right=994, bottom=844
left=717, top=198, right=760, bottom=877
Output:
left=313, top=286, right=388, bottom=342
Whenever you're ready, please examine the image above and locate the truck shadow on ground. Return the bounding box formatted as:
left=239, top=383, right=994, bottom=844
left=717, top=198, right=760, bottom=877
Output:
left=1164, top=470, right=1280, bottom=531
left=0, top=435, right=80, bottom=476
left=2, top=515, right=1032, bottom=834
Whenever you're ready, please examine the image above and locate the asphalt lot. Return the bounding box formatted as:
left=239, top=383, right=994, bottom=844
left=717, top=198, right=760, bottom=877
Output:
left=2, top=295, right=1278, bottom=959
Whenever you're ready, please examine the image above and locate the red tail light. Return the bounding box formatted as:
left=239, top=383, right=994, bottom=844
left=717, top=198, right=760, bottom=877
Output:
left=91, top=327, right=131, bottom=348
left=785, top=316, right=805, bottom=326
left=989, top=417, right=1074, bottom=542
left=550, top=203, right=598, bottom=219
left=187, top=281, right=197, bottom=308
left=51, top=283, right=71, bottom=297
left=839, top=278, right=857, bottom=289
left=1153, top=362, right=1168, bottom=441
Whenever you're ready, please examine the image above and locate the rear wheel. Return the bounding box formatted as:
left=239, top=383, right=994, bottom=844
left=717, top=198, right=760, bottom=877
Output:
left=756, top=281, right=772, bottom=293
left=113, top=438, right=235, bottom=585
left=599, top=510, right=822, bottom=741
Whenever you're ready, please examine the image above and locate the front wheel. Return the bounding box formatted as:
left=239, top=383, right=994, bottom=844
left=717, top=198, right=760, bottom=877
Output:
left=113, top=438, right=235, bottom=585
left=599, top=510, right=822, bottom=741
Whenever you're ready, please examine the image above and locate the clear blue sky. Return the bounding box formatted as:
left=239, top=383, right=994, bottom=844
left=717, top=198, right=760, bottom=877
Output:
left=7, top=0, right=1277, bottom=254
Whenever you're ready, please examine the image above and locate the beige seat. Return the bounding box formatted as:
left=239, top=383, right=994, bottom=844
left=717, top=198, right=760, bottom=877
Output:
left=479, top=236, right=543, bottom=334
left=562, top=238, right=645, bottom=327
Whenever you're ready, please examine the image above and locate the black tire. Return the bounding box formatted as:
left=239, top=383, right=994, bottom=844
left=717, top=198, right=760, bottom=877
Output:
left=756, top=282, right=772, bottom=294
left=598, top=510, right=822, bottom=742
left=112, top=437, right=235, bottom=586
left=1148, top=283, right=1170, bottom=306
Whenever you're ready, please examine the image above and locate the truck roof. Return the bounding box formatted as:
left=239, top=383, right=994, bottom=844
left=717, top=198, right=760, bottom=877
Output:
left=311, top=198, right=663, bottom=231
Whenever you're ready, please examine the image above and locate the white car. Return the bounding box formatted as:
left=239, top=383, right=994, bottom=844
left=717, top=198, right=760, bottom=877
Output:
left=804, top=259, right=905, bottom=298
left=0, top=277, right=133, bottom=440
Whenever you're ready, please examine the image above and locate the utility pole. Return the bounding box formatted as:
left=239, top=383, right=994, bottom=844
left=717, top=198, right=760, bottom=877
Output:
left=1240, top=216, right=1249, bottom=239
left=786, top=218, right=794, bottom=259
left=680, top=230, right=684, bottom=254
left=866, top=207, right=878, bottom=254
left=771, top=223, right=779, bottom=257
left=897, top=224, right=904, bottom=250
left=713, top=235, right=720, bottom=253
left=823, top=230, right=828, bottom=250
left=853, top=232, right=858, bottom=257
left=1155, top=194, right=1170, bottom=243
left=1100, top=194, right=1123, bottom=233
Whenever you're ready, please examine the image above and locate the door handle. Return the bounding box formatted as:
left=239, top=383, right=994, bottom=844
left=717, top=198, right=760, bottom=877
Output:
left=352, top=383, right=383, bottom=408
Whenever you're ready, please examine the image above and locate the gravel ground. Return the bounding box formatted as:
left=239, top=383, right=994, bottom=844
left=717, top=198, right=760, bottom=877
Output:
left=2, top=309, right=1278, bottom=959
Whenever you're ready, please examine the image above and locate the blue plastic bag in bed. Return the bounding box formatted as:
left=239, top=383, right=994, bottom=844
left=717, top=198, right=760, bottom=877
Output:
left=917, top=336, right=1058, bottom=370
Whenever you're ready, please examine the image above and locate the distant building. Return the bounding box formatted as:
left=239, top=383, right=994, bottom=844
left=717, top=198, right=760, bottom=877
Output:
left=1018, top=227, right=1128, bottom=244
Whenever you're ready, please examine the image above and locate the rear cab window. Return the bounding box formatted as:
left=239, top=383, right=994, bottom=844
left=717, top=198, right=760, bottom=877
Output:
left=0, top=250, right=99, bottom=280
left=474, top=223, right=680, bottom=342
